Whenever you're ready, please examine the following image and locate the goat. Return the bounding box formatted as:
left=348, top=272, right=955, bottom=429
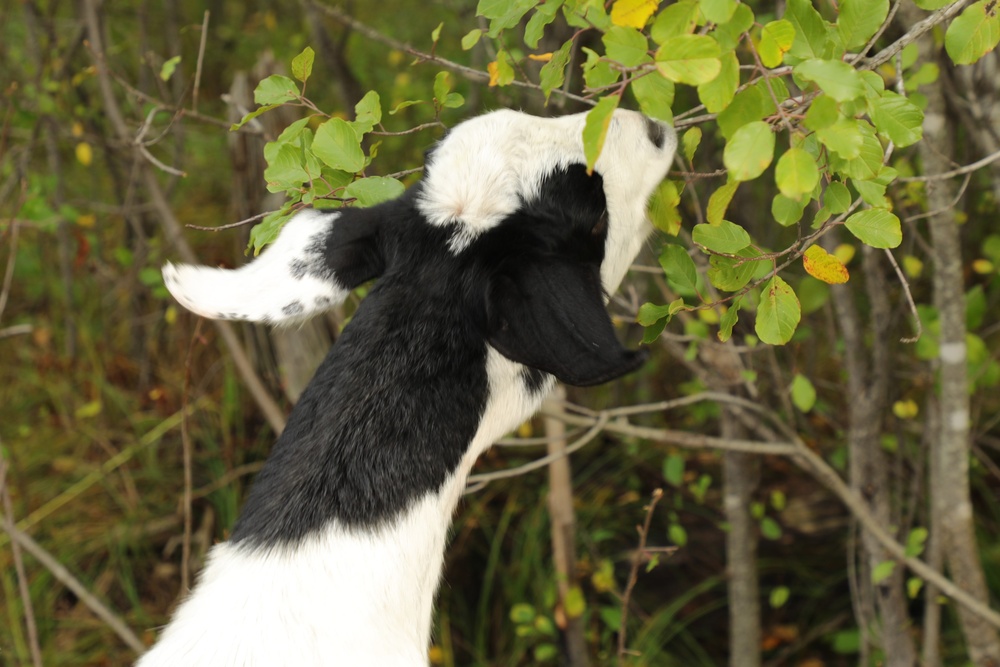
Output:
left=140, top=108, right=676, bottom=666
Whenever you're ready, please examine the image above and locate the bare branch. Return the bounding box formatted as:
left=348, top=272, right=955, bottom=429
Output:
left=618, top=488, right=665, bottom=664
left=193, top=11, right=210, bottom=113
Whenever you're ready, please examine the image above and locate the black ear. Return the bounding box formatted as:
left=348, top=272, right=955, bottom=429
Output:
left=485, top=256, right=648, bottom=387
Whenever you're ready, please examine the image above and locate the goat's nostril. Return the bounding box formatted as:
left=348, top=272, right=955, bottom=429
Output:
left=644, top=117, right=666, bottom=150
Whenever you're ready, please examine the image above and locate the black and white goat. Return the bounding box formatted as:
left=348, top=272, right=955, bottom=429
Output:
left=140, top=108, right=675, bottom=666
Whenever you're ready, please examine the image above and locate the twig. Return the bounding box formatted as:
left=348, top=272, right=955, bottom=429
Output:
left=899, top=146, right=1000, bottom=182
left=464, top=414, right=609, bottom=492
left=185, top=209, right=281, bottom=231
left=192, top=11, right=210, bottom=113
left=902, top=173, right=973, bottom=223
left=0, top=448, right=43, bottom=667
left=2, top=521, right=146, bottom=654
left=180, top=319, right=203, bottom=595
left=863, top=0, right=973, bottom=71
left=617, top=488, right=665, bottom=665
left=882, top=248, right=923, bottom=343
left=0, top=324, right=32, bottom=339
left=0, top=183, right=26, bottom=327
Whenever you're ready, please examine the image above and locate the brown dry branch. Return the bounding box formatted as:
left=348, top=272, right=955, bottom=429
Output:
left=0, top=447, right=43, bottom=667
left=617, top=487, right=665, bottom=665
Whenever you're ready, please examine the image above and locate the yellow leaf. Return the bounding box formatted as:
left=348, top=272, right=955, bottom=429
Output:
left=517, top=420, right=533, bottom=438
left=528, top=52, right=553, bottom=62
left=71, top=121, right=84, bottom=138
left=903, top=255, right=924, bottom=278
left=76, top=213, right=96, bottom=228
left=803, top=245, right=849, bottom=285
left=893, top=399, right=919, bottom=419
left=611, top=0, right=658, bottom=29
left=487, top=60, right=500, bottom=87
left=972, top=258, right=994, bottom=274
left=834, top=243, right=856, bottom=265
left=75, top=142, right=93, bottom=166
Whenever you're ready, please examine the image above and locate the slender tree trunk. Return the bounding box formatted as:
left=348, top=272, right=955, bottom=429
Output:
left=723, top=446, right=761, bottom=667
left=544, top=386, right=590, bottom=667
left=902, top=6, right=1000, bottom=664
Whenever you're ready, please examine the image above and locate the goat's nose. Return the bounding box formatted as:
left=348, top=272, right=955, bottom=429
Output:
left=644, top=117, right=668, bottom=150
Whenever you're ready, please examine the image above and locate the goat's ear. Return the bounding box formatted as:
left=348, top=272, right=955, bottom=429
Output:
left=163, top=209, right=384, bottom=325
left=485, top=257, right=648, bottom=387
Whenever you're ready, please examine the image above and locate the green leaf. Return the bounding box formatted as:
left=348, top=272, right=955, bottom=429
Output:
left=264, top=141, right=310, bottom=193
left=908, top=577, right=925, bottom=599
left=312, top=118, right=365, bottom=173
left=838, top=0, right=888, bottom=50
left=564, top=585, right=586, bottom=618
left=785, top=0, right=832, bottom=60
left=844, top=208, right=902, bottom=248
left=479, top=0, right=536, bottom=37
left=648, top=180, right=683, bottom=235
left=660, top=244, right=699, bottom=292
left=343, top=177, right=404, bottom=207
left=631, top=72, right=675, bottom=122
left=756, top=276, right=801, bottom=345
left=906, top=527, right=929, bottom=558
left=817, top=118, right=864, bottom=159
left=524, top=0, right=561, bottom=47
left=433, top=71, right=453, bottom=107
left=431, top=22, right=443, bottom=44
left=583, top=96, right=620, bottom=173
left=701, top=0, right=738, bottom=25
left=581, top=47, right=621, bottom=89
left=682, top=127, right=702, bottom=163
left=772, top=193, right=806, bottom=226
left=540, top=40, right=574, bottom=101
left=160, top=55, right=181, bottom=82
left=914, top=0, right=951, bottom=8
left=462, top=28, right=483, bottom=50
left=775, top=147, right=819, bottom=200
left=693, top=220, right=752, bottom=254
left=708, top=247, right=763, bottom=291
left=714, top=3, right=755, bottom=52
left=868, top=91, right=923, bottom=147
left=697, top=50, right=739, bottom=113
left=249, top=208, right=294, bottom=252
left=603, top=26, right=650, bottom=67
left=352, top=90, right=382, bottom=136
left=945, top=0, right=1000, bottom=66
left=663, top=453, right=685, bottom=487
left=533, top=644, right=558, bottom=662
left=254, top=75, right=299, bottom=105
left=791, top=373, right=817, bottom=412
left=718, top=297, right=742, bottom=342
left=669, top=523, right=688, bottom=546
left=794, top=59, right=864, bottom=102
left=510, top=603, right=536, bottom=624
left=758, top=19, right=796, bottom=68
left=654, top=35, right=722, bottom=85
left=638, top=299, right=685, bottom=326
left=804, top=94, right=839, bottom=131
left=872, top=560, right=896, bottom=584
left=230, top=103, right=281, bottom=131
left=291, top=47, right=315, bottom=83
left=825, top=181, right=851, bottom=213
left=770, top=586, right=790, bottom=608
left=707, top=181, right=739, bottom=225
left=725, top=79, right=790, bottom=140
left=760, top=516, right=783, bottom=540
left=650, top=0, right=698, bottom=43
left=723, top=121, right=775, bottom=182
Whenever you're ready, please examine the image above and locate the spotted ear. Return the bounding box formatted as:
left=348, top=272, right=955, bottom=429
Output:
left=163, top=209, right=384, bottom=325
left=485, top=256, right=648, bottom=387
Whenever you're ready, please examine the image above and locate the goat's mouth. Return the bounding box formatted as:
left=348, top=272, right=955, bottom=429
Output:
left=644, top=117, right=668, bottom=150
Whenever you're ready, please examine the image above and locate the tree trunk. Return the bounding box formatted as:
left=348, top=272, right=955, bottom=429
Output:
left=902, top=6, right=1000, bottom=664
left=544, top=386, right=589, bottom=667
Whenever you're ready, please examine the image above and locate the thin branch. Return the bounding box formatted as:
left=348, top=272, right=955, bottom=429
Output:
left=192, top=11, right=210, bottom=113
left=899, top=146, right=1000, bottom=182
left=863, top=0, right=973, bottom=71
left=180, top=320, right=202, bottom=595
left=617, top=488, right=665, bottom=665
left=2, top=521, right=147, bottom=654
left=0, top=324, right=32, bottom=339
left=185, top=208, right=281, bottom=231
left=0, top=449, right=43, bottom=667
left=883, top=248, right=923, bottom=343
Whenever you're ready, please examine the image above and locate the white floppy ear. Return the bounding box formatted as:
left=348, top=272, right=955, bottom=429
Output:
left=163, top=208, right=383, bottom=325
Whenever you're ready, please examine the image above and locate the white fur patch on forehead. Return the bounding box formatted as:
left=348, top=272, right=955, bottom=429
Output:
left=417, top=110, right=587, bottom=251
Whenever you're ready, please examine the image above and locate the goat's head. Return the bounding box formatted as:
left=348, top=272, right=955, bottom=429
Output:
left=163, top=108, right=675, bottom=387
